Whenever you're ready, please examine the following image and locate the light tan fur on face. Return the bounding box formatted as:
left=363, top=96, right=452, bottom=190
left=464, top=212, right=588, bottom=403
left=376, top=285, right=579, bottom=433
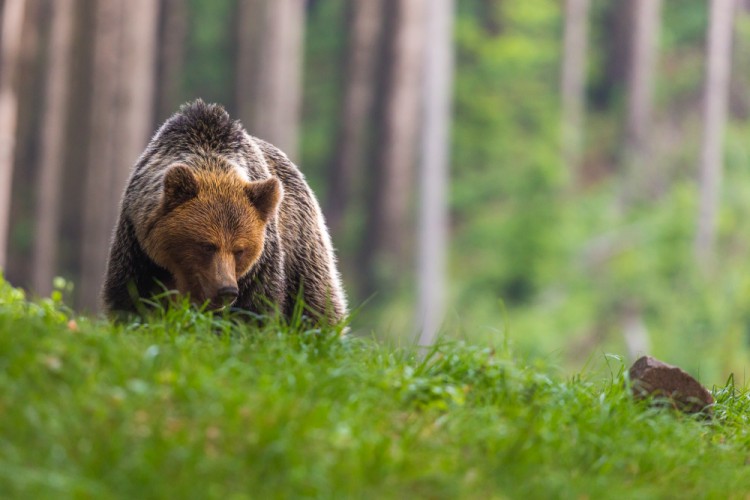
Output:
left=143, top=164, right=281, bottom=309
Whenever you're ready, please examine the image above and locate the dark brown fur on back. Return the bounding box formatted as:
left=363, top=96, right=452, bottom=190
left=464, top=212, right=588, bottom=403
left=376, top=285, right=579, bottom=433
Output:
left=103, top=100, right=347, bottom=323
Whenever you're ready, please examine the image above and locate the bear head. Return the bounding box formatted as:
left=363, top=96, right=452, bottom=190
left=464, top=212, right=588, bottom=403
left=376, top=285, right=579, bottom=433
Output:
left=143, top=164, right=282, bottom=310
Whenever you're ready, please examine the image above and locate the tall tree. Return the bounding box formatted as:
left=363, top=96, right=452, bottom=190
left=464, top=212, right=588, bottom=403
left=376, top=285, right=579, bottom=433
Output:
left=596, top=0, right=631, bottom=109
left=612, top=0, right=661, bottom=358
left=6, top=0, right=43, bottom=287
left=31, top=0, right=75, bottom=296
left=236, top=0, right=305, bottom=160
left=326, top=0, right=384, bottom=239
left=623, top=0, right=662, bottom=200
left=58, top=0, right=95, bottom=299
left=80, top=0, right=159, bottom=311
left=155, top=0, right=188, bottom=124
left=0, top=0, right=26, bottom=270
left=236, top=0, right=265, bottom=125
left=561, top=0, right=590, bottom=176
left=80, top=0, right=121, bottom=311
left=360, top=0, right=427, bottom=297
left=695, top=0, right=736, bottom=266
left=416, top=0, right=454, bottom=346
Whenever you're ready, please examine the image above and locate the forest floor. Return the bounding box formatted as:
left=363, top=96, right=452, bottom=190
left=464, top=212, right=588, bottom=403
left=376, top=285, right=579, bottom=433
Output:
left=1, top=277, right=750, bottom=498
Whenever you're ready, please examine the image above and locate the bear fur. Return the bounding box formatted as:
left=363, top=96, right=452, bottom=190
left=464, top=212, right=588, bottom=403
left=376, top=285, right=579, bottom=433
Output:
left=102, top=100, right=347, bottom=323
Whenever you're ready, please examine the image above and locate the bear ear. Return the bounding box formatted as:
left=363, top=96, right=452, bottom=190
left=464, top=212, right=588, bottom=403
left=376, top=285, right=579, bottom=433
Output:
left=245, top=177, right=282, bottom=222
left=162, top=165, right=198, bottom=212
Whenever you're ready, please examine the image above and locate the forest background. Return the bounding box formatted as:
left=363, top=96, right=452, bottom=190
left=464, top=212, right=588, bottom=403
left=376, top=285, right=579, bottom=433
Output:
left=1, top=0, right=749, bottom=385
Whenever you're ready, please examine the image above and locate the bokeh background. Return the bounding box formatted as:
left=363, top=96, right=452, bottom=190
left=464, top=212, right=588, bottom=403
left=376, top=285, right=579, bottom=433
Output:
left=1, top=0, right=750, bottom=383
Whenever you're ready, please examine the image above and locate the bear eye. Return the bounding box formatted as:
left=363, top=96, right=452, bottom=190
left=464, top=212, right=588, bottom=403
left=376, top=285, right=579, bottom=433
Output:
left=234, top=248, right=246, bottom=260
left=199, top=242, right=218, bottom=254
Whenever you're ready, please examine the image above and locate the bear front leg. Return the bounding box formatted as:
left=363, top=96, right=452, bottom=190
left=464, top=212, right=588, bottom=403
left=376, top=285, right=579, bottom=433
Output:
left=102, top=216, right=170, bottom=319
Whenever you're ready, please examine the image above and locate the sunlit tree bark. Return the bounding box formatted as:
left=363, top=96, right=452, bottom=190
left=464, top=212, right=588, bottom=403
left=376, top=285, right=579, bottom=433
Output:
left=417, top=0, right=454, bottom=347
left=561, top=0, right=590, bottom=177
left=31, top=0, right=75, bottom=296
left=622, top=0, right=661, bottom=201
left=0, top=0, right=26, bottom=270
left=80, top=0, right=158, bottom=311
left=695, top=0, right=736, bottom=267
left=80, top=0, right=122, bottom=311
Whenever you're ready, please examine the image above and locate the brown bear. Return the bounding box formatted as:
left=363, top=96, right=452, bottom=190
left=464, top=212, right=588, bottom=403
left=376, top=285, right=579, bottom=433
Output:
left=102, top=100, right=347, bottom=323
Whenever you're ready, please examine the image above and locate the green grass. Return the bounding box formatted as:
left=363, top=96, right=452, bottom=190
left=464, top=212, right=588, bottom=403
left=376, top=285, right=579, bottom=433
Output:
left=1, top=277, right=750, bottom=499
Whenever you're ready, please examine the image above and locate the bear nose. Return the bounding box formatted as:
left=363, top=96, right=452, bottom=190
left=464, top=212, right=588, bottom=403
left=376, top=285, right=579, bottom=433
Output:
left=216, top=286, right=239, bottom=304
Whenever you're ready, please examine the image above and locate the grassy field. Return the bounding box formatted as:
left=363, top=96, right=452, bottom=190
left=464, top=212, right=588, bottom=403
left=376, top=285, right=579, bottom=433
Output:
left=1, top=277, right=750, bottom=499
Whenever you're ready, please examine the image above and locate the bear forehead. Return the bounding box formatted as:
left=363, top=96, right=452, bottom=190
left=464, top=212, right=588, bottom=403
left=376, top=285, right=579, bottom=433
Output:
left=159, top=203, right=262, bottom=249
left=187, top=170, right=256, bottom=208
left=191, top=167, right=249, bottom=192
left=166, top=174, right=262, bottom=229
left=176, top=194, right=259, bottom=226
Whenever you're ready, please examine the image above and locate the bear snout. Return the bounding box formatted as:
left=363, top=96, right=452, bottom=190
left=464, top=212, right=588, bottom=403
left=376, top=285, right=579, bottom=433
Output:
left=215, top=286, right=239, bottom=305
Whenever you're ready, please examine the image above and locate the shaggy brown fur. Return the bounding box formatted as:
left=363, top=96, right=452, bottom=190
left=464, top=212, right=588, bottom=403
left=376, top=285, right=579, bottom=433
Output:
left=102, top=100, right=347, bottom=323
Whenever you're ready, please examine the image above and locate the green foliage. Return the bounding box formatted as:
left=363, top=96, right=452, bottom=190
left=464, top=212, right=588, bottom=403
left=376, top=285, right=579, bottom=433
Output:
left=270, top=1, right=750, bottom=387
left=452, top=0, right=565, bottom=309
left=661, top=0, right=709, bottom=49
left=433, top=1, right=750, bottom=386
left=2, top=279, right=750, bottom=497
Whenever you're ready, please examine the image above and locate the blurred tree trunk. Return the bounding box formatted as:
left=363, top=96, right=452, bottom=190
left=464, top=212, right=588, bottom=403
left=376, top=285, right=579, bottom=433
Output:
left=236, top=0, right=305, bottom=160
left=236, top=0, right=265, bottom=127
left=59, top=0, right=95, bottom=301
left=561, top=0, right=589, bottom=178
left=360, top=0, right=427, bottom=298
left=326, top=0, right=383, bottom=239
left=478, top=0, right=503, bottom=36
left=31, top=0, right=75, bottom=296
left=6, top=0, right=42, bottom=287
left=417, top=0, right=454, bottom=347
left=617, top=0, right=661, bottom=360
left=80, top=0, right=121, bottom=311
left=597, top=0, right=631, bottom=109
left=0, top=0, right=26, bottom=270
left=695, top=0, right=736, bottom=267
left=729, top=1, right=750, bottom=120
left=622, top=0, right=661, bottom=202
left=155, top=0, right=188, bottom=124
left=80, top=0, right=158, bottom=311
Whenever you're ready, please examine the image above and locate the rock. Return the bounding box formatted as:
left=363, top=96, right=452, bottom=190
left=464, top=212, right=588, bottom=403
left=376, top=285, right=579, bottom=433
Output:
left=628, top=356, right=714, bottom=414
